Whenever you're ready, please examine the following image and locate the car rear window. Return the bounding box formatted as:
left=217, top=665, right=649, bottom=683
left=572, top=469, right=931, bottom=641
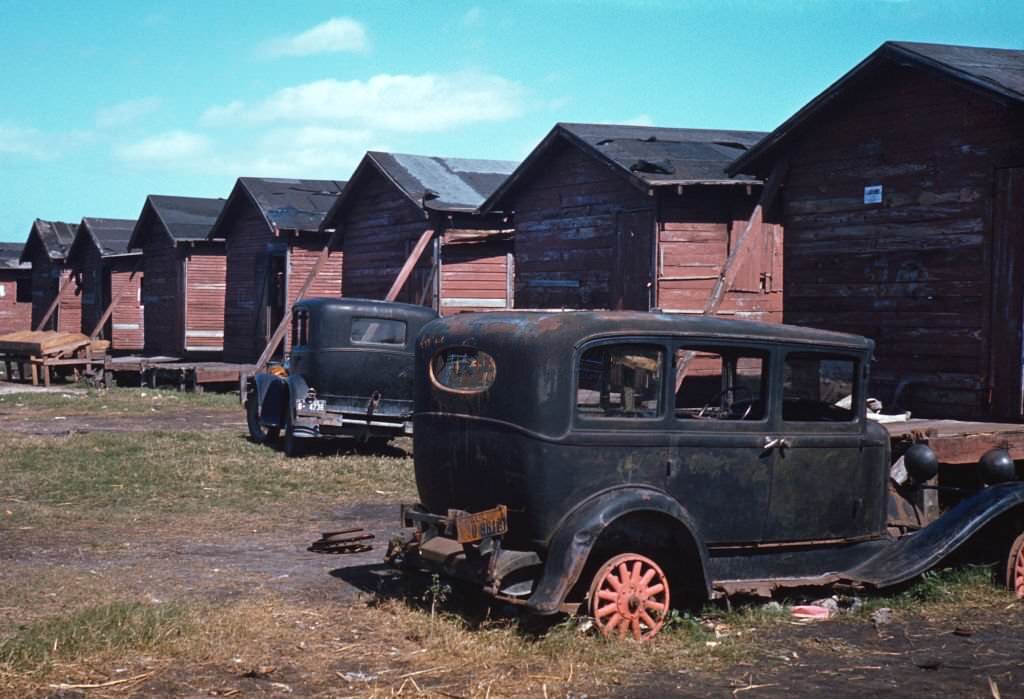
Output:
left=577, top=344, right=664, bottom=419
left=350, top=318, right=407, bottom=346
left=431, top=348, right=497, bottom=392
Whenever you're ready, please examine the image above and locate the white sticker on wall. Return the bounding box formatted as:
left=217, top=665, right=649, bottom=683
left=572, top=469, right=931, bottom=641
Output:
left=864, top=185, right=883, bottom=204
left=0, top=284, right=5, bottom=297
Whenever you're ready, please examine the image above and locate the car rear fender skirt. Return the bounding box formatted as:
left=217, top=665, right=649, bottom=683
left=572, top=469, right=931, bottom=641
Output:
left=526, top=486, right=710, bottom=615
left=254, top=372, right=290, bottom=429
left=843, top=482, right=1024, bottom=588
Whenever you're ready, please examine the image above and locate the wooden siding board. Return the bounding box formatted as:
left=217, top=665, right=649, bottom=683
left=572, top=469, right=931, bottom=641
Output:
left=777, top=65, right=1024, bottom=418
left=222, top=205, right=278, bottom=363
left=140, top=230, right=183, bottom=357
left=0, top=272, right=31, bottom=335
left=285, top=242, right=342, bottom=351
left=184, top=252, right=226, bottom=353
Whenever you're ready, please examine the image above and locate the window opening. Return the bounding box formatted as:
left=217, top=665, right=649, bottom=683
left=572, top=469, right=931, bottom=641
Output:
left=577, top=344, right=664, bottom=419
left=783, top=353, right=857, bottom=422
left=675, top=348, right=766, bottom=421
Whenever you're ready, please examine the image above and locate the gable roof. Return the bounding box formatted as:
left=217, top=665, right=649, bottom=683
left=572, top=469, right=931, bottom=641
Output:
left=129, top=195, right=226, bottom=250
left=68, top=218, right=139, bottom=264
left=729, top=40, right=1024, bottom=175
left=482, top=122, right=765, bottom=213
left=19, top=219, right=78, bottom=264
left=208, top=177, right=346, bottom=240
left=322, top=151, right=517, bottom=230
left=0, top=243, right=29, bottom=270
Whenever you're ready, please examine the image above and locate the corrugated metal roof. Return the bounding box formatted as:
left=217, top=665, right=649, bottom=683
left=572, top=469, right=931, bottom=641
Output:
left=79, top=218, right=138, bottom=257
left=20, top=219, right=78, bottom=263
left=730, top=40, right=1024, bottom=175
left=148, top=195, right=226, bottom=242
left=558, top=123, right=765, bottom=185
left=370, top=152, right=518, bottom=212
left=237, top=177, right=346, bottom=232
left=0, top=242, right=29, bottom=270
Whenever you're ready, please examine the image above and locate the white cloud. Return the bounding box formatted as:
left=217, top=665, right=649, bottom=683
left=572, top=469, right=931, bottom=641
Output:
left=0, top=124, right=49, bottom=159
left=113, top=130, right=210, bottom=165
left=95, top=97, right=162, bottom=128
left=262, top=17, right=369, bottom=57
left=622, top=114, right=654, bottom=126
left=0, top=123, right=93, bottom=160
left=201, top=71, right=525, bottom=132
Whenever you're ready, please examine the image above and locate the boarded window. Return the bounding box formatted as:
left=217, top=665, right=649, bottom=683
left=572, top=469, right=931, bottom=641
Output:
left=675, top=348, right=766, bottom=420
left=577, top=344, right=663, bottom=419
left=431, top=348, right=497, bottom=392
left=783, top=353, right=857, bottom=422
left=351, top=318, right=406, bottom=346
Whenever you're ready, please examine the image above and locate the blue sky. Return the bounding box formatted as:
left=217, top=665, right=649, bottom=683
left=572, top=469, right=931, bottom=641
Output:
left=1, top=0, right=1022, bottom=242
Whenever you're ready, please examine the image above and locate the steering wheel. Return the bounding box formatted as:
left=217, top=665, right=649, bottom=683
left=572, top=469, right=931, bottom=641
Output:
left=698, top=385, right=754, bottom=420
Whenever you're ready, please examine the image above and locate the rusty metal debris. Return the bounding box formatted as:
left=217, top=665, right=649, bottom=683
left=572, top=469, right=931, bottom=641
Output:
left=309, top=528, right=374, bottom=554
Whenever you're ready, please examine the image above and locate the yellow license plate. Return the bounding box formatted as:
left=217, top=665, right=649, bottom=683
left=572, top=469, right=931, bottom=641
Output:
left=453, top=505, right=508, bottom=543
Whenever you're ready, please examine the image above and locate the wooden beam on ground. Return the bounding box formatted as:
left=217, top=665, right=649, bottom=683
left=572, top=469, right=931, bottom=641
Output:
left=89, top=258, right=143, bottom=340
left=34, top=271, right=76, bottom=332
left=386, top=225, right=437, bottom=302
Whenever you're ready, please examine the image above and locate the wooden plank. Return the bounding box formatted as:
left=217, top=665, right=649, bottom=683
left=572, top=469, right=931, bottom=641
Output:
left=386, top=226, right=436, bottom=302
left=89, top=257, right=142, bottom=340
left=34, top=272, right=75, bottom=332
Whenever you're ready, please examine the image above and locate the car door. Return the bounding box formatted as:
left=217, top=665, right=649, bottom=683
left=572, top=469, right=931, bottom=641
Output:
left=665, top=342, right=773, bottom=545
left=761, top=349, right=887, bottom=542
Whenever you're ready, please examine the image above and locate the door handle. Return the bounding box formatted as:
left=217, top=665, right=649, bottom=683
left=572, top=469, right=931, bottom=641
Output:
left=763, top=436, right=790, bottom=451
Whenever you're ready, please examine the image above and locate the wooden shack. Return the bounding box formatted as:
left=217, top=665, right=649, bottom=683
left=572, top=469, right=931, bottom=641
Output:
left=728, top=41, right=1024, bottom=420
left=127, top=195, right=226, bottom=358
left=0, top=243, right=32, bottom=335
left=208, top=177, right=346, bottom=364
left=320, top=151, right=517, bottom=315
left=65, top=218, right=142, bottom=351
left=19, top=219, right=80, bottom=332
left=481, top=123, right=783, bottom=319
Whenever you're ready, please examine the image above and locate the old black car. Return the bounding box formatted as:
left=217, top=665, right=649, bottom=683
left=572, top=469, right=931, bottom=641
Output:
left=390, top=311, right=1024, bottom=640
left=246, top=298, right=438, bottom=456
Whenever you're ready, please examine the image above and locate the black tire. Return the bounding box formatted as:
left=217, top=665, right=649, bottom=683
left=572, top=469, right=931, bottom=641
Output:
left=282, top=410, right=302, bottom=458
left=246, top=391, right=280, bottom=444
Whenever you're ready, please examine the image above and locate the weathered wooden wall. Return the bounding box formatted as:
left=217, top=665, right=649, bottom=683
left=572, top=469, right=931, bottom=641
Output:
left=28, top=251, right=81, bottom=334
left=286, top=240, right=342, bottom=351
left=141, top=234, right=183, bottom=356
left=76, top=243, right=104, bottom=338
left=0, top=271, right=31, bottom=335
left=656, top=189, right=783, bottom=323
left=184, top=251, right=226, bottom=354
left=341, top=168, right=429, bottom=303
left=222, top=203, right=279, bottom=363
left=511, top=138, right=650, bottom=309
left=439, top=237, right=512, bottom=314
left=507, top=136, right=782, bottom=317
left=108, top=259, right=144, bottom=351
left=779, top=67, right=1024, bottom=418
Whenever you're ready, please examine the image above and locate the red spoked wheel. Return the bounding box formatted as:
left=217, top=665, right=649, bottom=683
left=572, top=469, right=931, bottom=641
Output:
left=1007, top=533, right=1024, bottom=599
left=588, top=553, right=670, bottom=641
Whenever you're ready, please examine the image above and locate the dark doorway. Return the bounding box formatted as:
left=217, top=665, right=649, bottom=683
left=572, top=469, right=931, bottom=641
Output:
left=615, top=210, right=655, bottom=310
left=991, top=167, right=1024, bottom=419
left=266, top=254, right=287, bottom=359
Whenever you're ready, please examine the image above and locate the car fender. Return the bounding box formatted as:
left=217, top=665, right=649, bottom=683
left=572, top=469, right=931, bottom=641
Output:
left=253, top=372, right=292, bottom=429
left=526, top=486, right=711, bottom=615
left=844, top=482, right=1024, bottom=588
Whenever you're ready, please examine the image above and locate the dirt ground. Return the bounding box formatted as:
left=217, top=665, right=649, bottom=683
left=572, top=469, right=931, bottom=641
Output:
left=1, top=397, right=1022, bottom=698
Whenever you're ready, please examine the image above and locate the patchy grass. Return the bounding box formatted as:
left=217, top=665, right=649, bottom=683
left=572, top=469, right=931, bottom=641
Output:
left=0, top=386, right=240, bottom=415
left=0, top=601, right=194, bottom=672
left=0, top=430, right=415, bottom=518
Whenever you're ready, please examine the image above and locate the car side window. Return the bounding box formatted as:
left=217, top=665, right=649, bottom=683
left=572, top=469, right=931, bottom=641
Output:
left=783, top=353, right=857, bottom=422
left=675, top=348, right=767, bottom=421
left=577, top=344, right=664, bottom=420
left=291, top=309, right=310, bottom=348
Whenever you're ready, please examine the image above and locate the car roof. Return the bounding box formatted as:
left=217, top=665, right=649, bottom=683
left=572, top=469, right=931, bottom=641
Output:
left=294, top=296, right=440, bottom=323
left=423, top=310, right=874, bottom=352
